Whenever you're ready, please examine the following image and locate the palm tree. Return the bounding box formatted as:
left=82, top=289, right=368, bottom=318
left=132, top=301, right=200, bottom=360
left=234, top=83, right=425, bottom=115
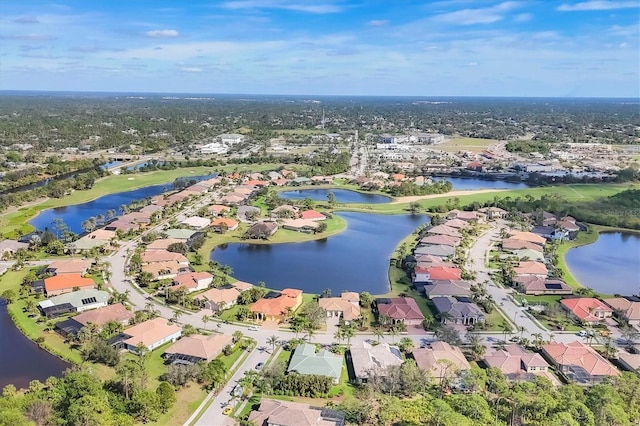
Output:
left=532, top=333, right=544, bottom=349
left=172, top=310, right=183, bottom=324
left=202, top=314, right=211, bottom=331
left=388, top=326, right=399, bottom=343
left=334, top=329, right=344, bottom=344
left=342, top=324, right=356, bottom=346
left=373, top=327, right=384, bottom=343
left=267, top=335, right=279, bottom=353
left=305, top=328, right=316, bottom=343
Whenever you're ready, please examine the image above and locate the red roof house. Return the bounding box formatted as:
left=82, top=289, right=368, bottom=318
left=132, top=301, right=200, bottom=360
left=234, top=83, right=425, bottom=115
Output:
left=560, top=298, right=613, bottom=324
left=299, top=210, right=326, bottom=221
left=377, top=297, right=425, bottom=325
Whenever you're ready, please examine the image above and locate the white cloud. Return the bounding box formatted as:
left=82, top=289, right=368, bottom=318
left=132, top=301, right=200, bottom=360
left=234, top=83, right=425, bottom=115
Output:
left=145, top=29, right=179, bottom=38
left=558, top=1, right=639, bottom=11
left=181, top=67, right=203, bottom=72
left=432, top=1, right=523, bottom=25
left=368, top=20, right=389, bottom=26
left=220, top=1, right=342, bottom=14
left=514, top=13, right=533, bottom=22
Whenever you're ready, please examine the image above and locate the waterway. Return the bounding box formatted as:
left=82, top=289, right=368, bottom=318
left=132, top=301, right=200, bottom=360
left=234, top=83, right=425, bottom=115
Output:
left=433, top=177, right=531, bottom=190
left=279, top=188, right=391, bottom=204
left=565, top=232, right=640, bottom=296
left=0, top=303, right=69, bottom=389
left=29, top=173, right=216, bottom=234
left=210, top=211, right=429, bottom=294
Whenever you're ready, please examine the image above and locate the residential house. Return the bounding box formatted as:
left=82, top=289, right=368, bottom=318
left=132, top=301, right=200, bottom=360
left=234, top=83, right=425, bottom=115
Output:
left=513, top=276, right=572, bottom=296
left=432, top=296, right=485, bottom=325
left=237, top=205, right=261, bottom=221
left=419, top=235, right=461, bottom=247
left=423, top=280, right=473, bottom=298
left=208, top=204, right=231, bottom=216
left=180, top=216, right=210, bottom=229
left=114, top=317, right=182, bottom=352
left=310, top=176, right=333, bottom=185
left=250, top=288, right=303, bottom=321
left=104, top=218, right=139, bottom=233
left=557, top=217, right=581, bottom=238
left=414, top=244, right=455, bottom=258
left=271, top=205, right=298, bottom=217
left=0, top=240, right=30, bottom=258
left=287, top=343, right=343, bottom=383
left=141, top=250, right=189, bottom=265
left=442, top=218, right=471, bottom=229
left=318, top=292, right=361, bottom=323
left=376, top=297, right=425, bottom=325
left=245, top=222, right=279, bottom=239
left=300, top=210, right=326, bottom=221
left=413, top=266, right=462, bottom=284
left=244, top=179, right=269, bottom=188
left=514, top=261, right=548, bottom=277
left=56, top=303, right=134, bottom=336
left=195, top=281, right=253, bottom=312
left=141, top=261, right=189, bottom=280
left=424, top=225, right=462, bottom=238
left=43, top=274, right=95, bottom=296
left=617, top=352, right=640, bottom=373
left=38, top=289, right=109, bottom=318
left=411, top=342, right=470, bottom=383
left=508, top=231, right=546, bottom=246
left=483, top=344, right=555, bottom=383
left=145, top=238, right=183, bottom=251
left=348, top=341, right=403, bottom=383
left=502, top=239, right=544, bottom=252
left=171, top=272, right=214, bottom=292
left=447, top=210, right=480, bottom=222
left=512, top=248, right=545, bottom=262
left=221, top=193, right=245, bottom=205
left=604, top=297, right=640, bottom=327
left=164, top=334, right=233, bottom=365
left=281, top=218, right=319, bottom=233
left=560, top=298, right=613, bottom=325
left=71, top=230, right=116, bottom=251
left=164, top=228, right=197, bottom=240
left=478, top=206, right=508, bottom=220
left=290, top=177, right=312, bottom=186
left=46, top=259, right=92, bottom=276
left=248, top=399, right=344, bottom=426
left=541, top=341, right=619, bottom=384
left=211, top=218, right=239, bottom=232
left=531, top=225, right=568, bottom=241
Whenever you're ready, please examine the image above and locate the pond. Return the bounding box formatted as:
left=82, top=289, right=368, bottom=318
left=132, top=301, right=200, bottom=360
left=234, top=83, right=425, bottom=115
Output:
left=29, top=173, right=216, bottom=234
left=210, top=212, right=429, bottom=294
left=0, top=303, right=69, bottom=389
left=433, top=177, right=531, bottom=190
left=279, top=188, right=391, bottom=204
left=565, top=232, right=640, bottom=296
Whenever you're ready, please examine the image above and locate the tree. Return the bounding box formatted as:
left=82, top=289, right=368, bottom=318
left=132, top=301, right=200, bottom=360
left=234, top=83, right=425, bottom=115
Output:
left=172, top=310, right=183, bottom=323
left=387, top=326, right=399, bottom=343
left=327, top=191, right=336, bottom=207
left=302, top=197, right=315, bottom=210
left=373, top=327, right=384, bottom=343
left=155, top=382, right=176, bottom=413
left=267, top=335, right=279, bottom=353
left=409, top=201, right=421, bottom=215
left=167, top=242, right=188, bottom=255
left=1, top=289, right=16, bottom=303
left=202, top=314, right=211, bottom=330
left=233, top=330, right=243, bottom=343
left=398, top=337, right=414, bottom=353
left=360, top=291, right=373, bottom=307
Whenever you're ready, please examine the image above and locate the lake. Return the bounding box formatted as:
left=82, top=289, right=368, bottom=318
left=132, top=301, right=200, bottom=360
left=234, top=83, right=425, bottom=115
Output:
left=29, top=173, right=216, bottom=234
left=279, top=188, right=391, bottom=204
left=565, top=232, right=640, bottom=295
left=0, top=303, right=69, bottom=389
left=210, top=212, right=429, bottom=294
left=433, top=177, right=531, bottom=190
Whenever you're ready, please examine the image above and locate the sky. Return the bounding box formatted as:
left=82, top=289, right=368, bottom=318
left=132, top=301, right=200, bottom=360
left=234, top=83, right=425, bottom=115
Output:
left=0, top=0, right=638, bottom=97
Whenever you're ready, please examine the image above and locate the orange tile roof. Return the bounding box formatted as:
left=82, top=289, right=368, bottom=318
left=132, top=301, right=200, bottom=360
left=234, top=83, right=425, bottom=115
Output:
left=172, top=272, right=213, bottom=289
left=44, top=274, right=94, bottom=293
left=509, top=231, right=546, bottom=245
left=515, top=261, right=548, bottom=276
left=542, top=341, right=619, bottom=377
left=211, top=218, right=239, bottom=228
left=165, top=334, right=233, bottom=360
left=251, top=289, right=302, bottom=317
left=122, top=317, right=181, bottom=348
left=300, top=210, right=325, bottom=220
left=561, top=298, right=612, bottom=321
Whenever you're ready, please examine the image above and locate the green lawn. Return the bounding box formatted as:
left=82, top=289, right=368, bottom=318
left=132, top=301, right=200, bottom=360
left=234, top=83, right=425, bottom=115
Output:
left=218, top=342, right=248, bottom=371
left=122, top=341, right=173, bottom=388
left=432, top=137, right=497, bottom=153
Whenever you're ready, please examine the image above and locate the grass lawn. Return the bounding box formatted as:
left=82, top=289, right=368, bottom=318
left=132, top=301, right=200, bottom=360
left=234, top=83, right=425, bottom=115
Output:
left=432, top=137, right=497, bottom=153
left=218, top=343, right=248, bottom=371
left=517, top=294, right=564, bottom=306
left=149, top=384, right=207, bottom=426
left=328, top=359, right=355, bottom=398
left=483, top=310, right=508, bottom=331
left=123, top=341, right=173, bottom=389
left=275, top=348, right=292, bottom=366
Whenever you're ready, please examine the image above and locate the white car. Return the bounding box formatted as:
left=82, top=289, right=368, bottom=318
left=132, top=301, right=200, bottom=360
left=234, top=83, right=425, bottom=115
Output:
left=248, top=326, right=259, bottom=331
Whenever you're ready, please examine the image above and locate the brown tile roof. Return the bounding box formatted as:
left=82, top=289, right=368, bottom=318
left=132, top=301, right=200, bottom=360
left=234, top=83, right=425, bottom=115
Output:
left=141, top=250, right=188, bottom=264
left=164, top=334, right=233, bottom=360
left=411, top=341, right=470, bottom=379
left=515, top=261, right=548, bottom=276
left=141, top=261, right=185, bottom=278
left=484, top=344, right=549, bottom=375
left=195, top=286, right=241, bottom=305
left=172, top=272, right=213, bottom=290
left=318, top=294, right=361, bottom=321
left=442, top=219, right=470, bottom=229
left=208, top=204, right=231, bottom=214
left=502, top=239, right=544, bottom=252
left=211, top=218, right=239, bottom=229
left=122, top=317, right=181, bottom=348
left=419, top=234, right=461, bottom=247
left=509, top=231, right=546, bottom=245
left=248, top=398, right=344, bottom=426
left=44, top=274, right=94, bottom=293
left=47, top=259, right=92, bottom=275
left=377, top=297, right=425, bottom=321
left=72, top=303, right=134, bottom=326
left=145, top=238, right=183, bottom=250
left=425, top=225, right=462, bottom=238
left=604, top=298, right=640, bottom=321
left=542, top=341, right=619, bottom=377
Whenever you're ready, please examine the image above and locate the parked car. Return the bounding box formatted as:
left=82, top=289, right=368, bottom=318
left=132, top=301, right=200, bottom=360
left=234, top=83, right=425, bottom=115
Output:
left=248, top=325, right=259, bottom=331
left=222, top=405, right=233, bottom=416
left=255, top=362, right=264, bottom=370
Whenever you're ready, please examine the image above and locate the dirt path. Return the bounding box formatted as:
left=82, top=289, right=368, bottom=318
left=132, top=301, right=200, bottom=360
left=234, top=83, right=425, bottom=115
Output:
left=391, top=189, right=506, bottom=204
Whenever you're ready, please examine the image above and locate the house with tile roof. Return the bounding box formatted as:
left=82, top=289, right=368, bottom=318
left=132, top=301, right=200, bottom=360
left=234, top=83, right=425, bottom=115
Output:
left=419, top=234, right=461, bottom=247
left=414, top=244, right=455, bottom=258
left=512, top=248, right=545, bottom=262
left=45, top=259, right=92, bottom=276
left=411, top=342, right=470, bottom=383
left=442, top=218, right=472, bottom=229
left=195, top=281, right=253, bottom=312
left=424, top=224, right=462, bottom=238
left=617, top=351, right=640, bottom=373
left=248, top=398, right=344, bottom=426
left=423, top=280, right=473, bottom=298
left=376, top=297, right=425, bottom=325
left=0, top=240, right=29, bottom=258
left=211, top=218, right=239, bottom=232
left=250, top=288, right=303, bottom=321
left=508, top=231, right=546, bottom=246
left=447, top=210, right=480, bottom=222
left=288, top=343, right=343, bottom=383
left=348, top=341, right=403, bottom=383
left=502, top=239, right=544, bottom=252
left=604, top=297, right=640, bottom=327
left=299, top=210, right=326, bottom=221
left=115, top=317, right=182, bottom=352
left=55, top=302, right=134, bottom=336
left=560, top=298, right=613, bottom=325
left=541, top=341, right=619, bottom=384
left=282, top=218, right=319, bottom=233
left=145, top=238, right=183, bottom=251
left=514, top=261, right=548, bottom=277
left=141, top=249, right=189, bottom=265
left=513, top=276, right=572, bottom=295
left=43, top=274, right=95, bottom=296
left=245, top=221, right=279, bottom=239
left=180, top=216, right=210, bottom=229
left=432, top=296, right=485, bottom=325
left=413, top=265, right=462, bottom=283
left=318, top=292, right=361, bottom=323
left=164, top=333, right=233, bottom=365
left=208, top=204, right=231, bottom=216
left=171, top=272, right=214, bottom=292
left=483, top=344, right=556, bottom=384
left=164, top=228, right=197, bottom=240
left=141, top=261, right=190, bottom=281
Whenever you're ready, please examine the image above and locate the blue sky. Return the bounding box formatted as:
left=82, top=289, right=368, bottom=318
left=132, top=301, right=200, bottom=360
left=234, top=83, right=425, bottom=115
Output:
left=0, top=0, right=638, bottom=97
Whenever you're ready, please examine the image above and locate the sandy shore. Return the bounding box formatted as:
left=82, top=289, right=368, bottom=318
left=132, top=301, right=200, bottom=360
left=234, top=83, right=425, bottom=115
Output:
left=391, top=189, right=506, bottom=204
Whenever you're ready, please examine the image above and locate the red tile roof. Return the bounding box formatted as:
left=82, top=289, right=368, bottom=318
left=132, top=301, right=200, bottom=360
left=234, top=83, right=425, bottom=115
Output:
left=542, top=341, right=619, bottom=377
left=44, top=274, right=95, bottom=293
left=377, top=297, right=425, bottom=321
left=561, top=298, right=612, bottom=322
left=300, top=210, right=325, bottom=220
